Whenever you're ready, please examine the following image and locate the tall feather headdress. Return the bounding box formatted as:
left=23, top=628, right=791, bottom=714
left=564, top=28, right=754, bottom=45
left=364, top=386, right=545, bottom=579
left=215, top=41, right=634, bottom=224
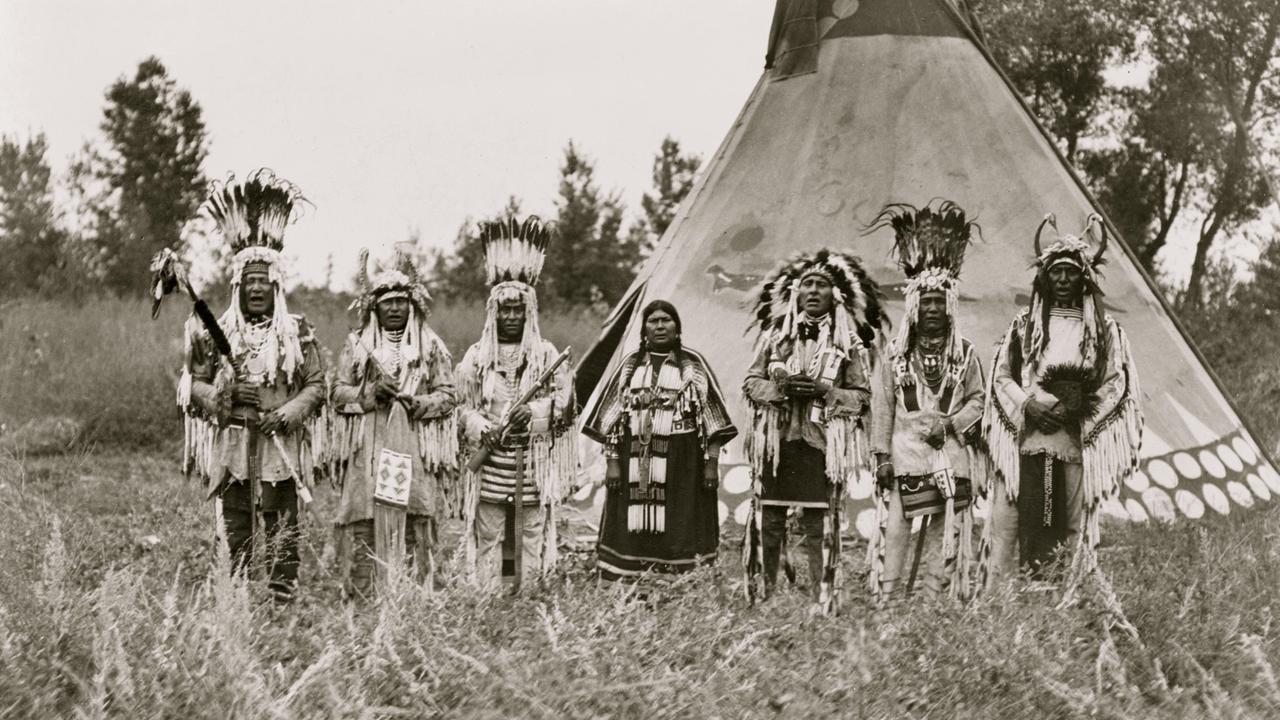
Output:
left=481, top=215, right=551, bottom=288
left=866, top=199, right=979, bottom=359
left=204, top=169, right=306, bottom=256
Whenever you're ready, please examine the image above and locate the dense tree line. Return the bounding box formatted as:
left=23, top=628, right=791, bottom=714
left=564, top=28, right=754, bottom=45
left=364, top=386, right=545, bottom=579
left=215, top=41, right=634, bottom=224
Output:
left=971, top=0, right=1280, bottom=308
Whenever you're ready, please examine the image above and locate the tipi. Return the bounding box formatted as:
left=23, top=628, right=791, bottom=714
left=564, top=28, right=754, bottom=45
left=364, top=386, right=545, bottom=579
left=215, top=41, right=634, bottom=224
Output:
left=570, top=0, right=1278, bottom=539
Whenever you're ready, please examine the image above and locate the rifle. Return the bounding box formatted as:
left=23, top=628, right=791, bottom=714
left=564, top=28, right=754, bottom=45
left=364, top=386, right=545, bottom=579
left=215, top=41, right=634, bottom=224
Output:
left=465, top=346, right=572, bottom=474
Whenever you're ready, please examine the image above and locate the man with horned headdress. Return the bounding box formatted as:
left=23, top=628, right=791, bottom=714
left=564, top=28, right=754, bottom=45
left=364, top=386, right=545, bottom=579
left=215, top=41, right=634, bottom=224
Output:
left=866, top=201, right=985, bottom=602
left=329, top=247, right=457, bottom=598
left=982, top=215, right=1142, bottom=588
left=743, top=249, right=885, bottom=611
left=455, top=216, right=576, bottom=591
left=179, top=170, right=326, bottom=599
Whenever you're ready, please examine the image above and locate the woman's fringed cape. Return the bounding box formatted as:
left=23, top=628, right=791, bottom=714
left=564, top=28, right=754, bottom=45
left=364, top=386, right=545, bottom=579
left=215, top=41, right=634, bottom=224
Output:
left=581, top=347, right=736, bottom=448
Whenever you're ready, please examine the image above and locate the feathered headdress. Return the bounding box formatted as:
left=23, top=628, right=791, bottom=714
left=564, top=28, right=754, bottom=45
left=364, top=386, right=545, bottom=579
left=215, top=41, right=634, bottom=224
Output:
left=867, top=199, right=979, bottom=355
left=1024, top=213, right=1111, bottom=376
left=351, top=245, right=433, bottom=323
left=347, top=245, right=444, bottom=385
left=749, top=248, right=886, bottom=353
left=201, top=169, right=309, bottom=384
left=464, top=215, right=555, bottom=378
left=204, top=169, right=306, bottom=283
left=482, top=215, right=551, bottom=288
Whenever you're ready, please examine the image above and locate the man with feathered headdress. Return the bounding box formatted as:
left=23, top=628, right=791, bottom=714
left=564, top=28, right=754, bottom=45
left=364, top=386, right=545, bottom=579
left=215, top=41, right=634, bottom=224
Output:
left=866, top=201, right=985, bottom=601
left=329, top=246, right=457, bottom=598
left=179, top=170, right=326, bottom=599
left=742, top=249, right=885, bottom=611
left=982, top=215, right=1142, bottom=588
left=455, top=216, right=576, bottom=591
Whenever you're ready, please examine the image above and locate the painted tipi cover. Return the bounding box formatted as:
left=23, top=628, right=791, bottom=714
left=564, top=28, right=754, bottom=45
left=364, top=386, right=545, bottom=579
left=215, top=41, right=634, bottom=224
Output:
left=569, top=0, right=1278, bottom=539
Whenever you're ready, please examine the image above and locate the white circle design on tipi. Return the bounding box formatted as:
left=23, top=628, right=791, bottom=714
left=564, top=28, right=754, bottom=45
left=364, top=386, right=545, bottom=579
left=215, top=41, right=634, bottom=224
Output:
left=1147, top=459, right=1179, bottom=489
left=1246, top=473, right=1271, bottom=501
left=1233, top=436, right=1259, bottom=465
left=1199, top=450, right=1227, bottom=479
left=1172, top=452, right=1202, bottom=480
left=1124, top=499, right=1148, bottom=522
left=1174, top=489, right=1205, bottom=519
left=722, top=466, right=752, bottom=495
left=1259, top=464, right=1280, bottom=494
left=1125, top=469, right=1150, bottom=492
left=733, top=499, right=753, bottom=526
left=849, top=472, right=874, bottom=499
left=855, top=508, right=877, bottom=539
left=1226, top=481, right=1254, bottom=509
left=718, top=500, right=730, bottom=526
left=1202, top=484, right=1230, bottom=515
left=832, top=0, right=860, bottom=18
left=1217, top=444, right=1244, bottom=473
left=1142, top=487, right=1176, bottom=522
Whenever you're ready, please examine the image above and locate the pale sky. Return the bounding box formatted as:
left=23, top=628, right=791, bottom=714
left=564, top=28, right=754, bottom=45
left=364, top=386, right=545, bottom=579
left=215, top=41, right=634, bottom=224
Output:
left=0, top=1, right=1265, bottom=290
left=0, top=0, right=774, bottom=288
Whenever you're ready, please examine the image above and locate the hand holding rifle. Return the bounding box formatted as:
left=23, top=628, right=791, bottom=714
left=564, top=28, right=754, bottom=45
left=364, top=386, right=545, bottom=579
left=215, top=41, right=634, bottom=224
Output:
left=465, top=347, right=572, bottom=474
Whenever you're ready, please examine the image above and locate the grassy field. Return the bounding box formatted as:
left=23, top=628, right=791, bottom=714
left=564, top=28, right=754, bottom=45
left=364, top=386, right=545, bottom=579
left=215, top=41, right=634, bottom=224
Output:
left=3, top=296, right=1280, bottom=717
left=0, top=296, right=603, bottom=451
left=1, top=450, right=1279, bottom=718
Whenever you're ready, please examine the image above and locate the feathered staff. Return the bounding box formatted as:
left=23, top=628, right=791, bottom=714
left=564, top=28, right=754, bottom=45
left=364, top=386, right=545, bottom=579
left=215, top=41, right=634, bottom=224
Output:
left=149, top=247, right=315, bottom=505
left=149, top=248, right=231, bottom=358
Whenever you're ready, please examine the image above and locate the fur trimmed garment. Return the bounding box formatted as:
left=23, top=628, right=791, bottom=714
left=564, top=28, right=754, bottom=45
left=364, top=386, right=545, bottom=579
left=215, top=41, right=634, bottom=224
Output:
left=980, top=306, right=1142, bottom=586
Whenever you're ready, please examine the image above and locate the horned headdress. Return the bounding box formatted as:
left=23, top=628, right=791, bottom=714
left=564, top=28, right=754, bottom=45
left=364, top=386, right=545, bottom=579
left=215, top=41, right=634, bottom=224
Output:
left=1024, top=213, right=1111, bottom=374
left=867, top=199, right=979, bottom=358
left=346, top=245, right=439, bottom=383
left=352, top=246, right=433, bottom=322
left=749, top=248, right=886, bottom=354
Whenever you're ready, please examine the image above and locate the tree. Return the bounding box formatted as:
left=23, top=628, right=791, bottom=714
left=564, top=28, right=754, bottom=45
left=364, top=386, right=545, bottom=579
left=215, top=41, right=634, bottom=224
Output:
left=635, top=136, right=701, bottom=250
left=544, top=142, right=640, bottom=307
left=971, top=0, right=1140, bottom=163
left=1145, top=0, right=1280, bottom=307
left=83, top=57, right=210, bottom=296
left=0, top=133, right=63, bottom=296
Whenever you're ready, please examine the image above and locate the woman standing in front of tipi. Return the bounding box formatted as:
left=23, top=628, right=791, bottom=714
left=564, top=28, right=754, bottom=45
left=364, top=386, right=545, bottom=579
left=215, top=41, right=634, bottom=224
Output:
left=583, top=300, right=737, bottom=583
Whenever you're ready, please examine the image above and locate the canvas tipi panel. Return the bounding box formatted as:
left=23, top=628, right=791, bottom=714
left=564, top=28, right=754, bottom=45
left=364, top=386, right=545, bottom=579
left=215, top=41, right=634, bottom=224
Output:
left=569, top=0, right=1278, bottom=539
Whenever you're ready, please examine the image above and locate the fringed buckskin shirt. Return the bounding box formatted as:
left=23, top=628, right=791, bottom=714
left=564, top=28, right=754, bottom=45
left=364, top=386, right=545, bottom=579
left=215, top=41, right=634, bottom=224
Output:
left=871, top=337, right=985, bottom=477
left=188, top=314, right=326, bottom=488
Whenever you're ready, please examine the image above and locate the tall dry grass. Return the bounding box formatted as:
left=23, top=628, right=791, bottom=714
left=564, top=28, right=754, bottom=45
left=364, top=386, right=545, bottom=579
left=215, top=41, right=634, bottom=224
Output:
left=0, top=296, right=603, bottom=451
left=1, top=451, right=1279, bottom=718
